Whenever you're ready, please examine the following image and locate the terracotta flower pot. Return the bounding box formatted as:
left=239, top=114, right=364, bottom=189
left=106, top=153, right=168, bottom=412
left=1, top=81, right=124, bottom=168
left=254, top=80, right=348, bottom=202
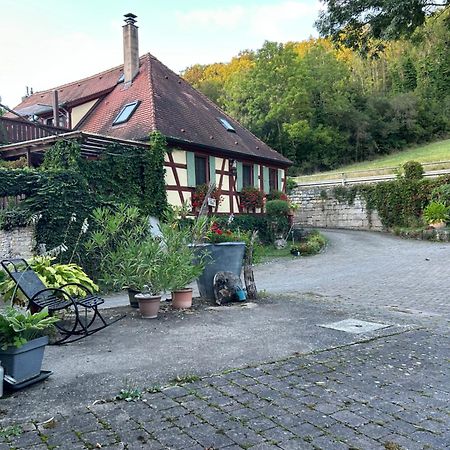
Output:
left=135, top=293, right=161, bottom=319
left=430, top=220, right=446, bottom=229
left=172, top=288, right=193, bottom=309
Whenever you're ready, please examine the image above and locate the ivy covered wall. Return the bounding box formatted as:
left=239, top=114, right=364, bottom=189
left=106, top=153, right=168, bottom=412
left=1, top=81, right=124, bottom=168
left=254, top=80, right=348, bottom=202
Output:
left=0, top=132, right=167, bottom=262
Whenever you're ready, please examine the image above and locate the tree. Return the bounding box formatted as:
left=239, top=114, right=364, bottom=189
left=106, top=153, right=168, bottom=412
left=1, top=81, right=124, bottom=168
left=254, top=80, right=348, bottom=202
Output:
left=316, top=0, right=449, bottom=48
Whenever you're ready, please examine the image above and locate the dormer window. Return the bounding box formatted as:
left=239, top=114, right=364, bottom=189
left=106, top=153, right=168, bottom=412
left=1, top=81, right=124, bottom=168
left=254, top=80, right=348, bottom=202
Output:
left=113, top=101, right=140, bottom=125
left=217, top=117, right=236, bottom=132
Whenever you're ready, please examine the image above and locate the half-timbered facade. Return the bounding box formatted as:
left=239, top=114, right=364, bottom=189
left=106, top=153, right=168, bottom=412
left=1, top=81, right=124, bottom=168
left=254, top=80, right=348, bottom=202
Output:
left=1, top=14, right=291, bottom=214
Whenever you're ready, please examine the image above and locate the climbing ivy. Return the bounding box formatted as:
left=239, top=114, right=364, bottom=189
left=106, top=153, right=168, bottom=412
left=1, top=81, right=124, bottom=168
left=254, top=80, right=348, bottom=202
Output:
left=329, top=175, right=450, bottom=230
left=0, top=132, right=168, bottom=264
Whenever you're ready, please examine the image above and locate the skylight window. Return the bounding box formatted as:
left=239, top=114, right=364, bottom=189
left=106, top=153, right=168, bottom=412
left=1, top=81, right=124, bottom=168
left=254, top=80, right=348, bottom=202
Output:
left=217, top=117, right=236, bottom=132
left=113, top=101, right=140, bottom=125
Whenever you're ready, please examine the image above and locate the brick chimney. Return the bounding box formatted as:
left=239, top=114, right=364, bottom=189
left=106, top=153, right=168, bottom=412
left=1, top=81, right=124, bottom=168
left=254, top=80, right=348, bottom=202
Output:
left=123, top=13, right=139, bottom=86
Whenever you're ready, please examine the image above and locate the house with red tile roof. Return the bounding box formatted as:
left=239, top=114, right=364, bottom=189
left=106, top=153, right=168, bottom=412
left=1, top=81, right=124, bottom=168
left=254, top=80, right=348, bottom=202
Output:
left=0, top=14, right=291, bottom=214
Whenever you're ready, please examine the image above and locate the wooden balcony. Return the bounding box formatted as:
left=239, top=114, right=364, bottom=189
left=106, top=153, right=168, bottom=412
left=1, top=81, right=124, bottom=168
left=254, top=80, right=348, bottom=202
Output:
left=0, top=117, right=69, bottom=145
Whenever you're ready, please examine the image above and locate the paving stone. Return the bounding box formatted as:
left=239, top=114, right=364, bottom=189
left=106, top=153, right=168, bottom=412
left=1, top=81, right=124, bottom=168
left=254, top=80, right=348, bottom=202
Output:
left=80, top=429, right=118, bottom=447
left=9, top=431, right=43, bottom=448
left=331, top=410, right=368, bottom=427
left=260, top=426, right=296, bottom=443
left=310, top=434, right=350, bottom=450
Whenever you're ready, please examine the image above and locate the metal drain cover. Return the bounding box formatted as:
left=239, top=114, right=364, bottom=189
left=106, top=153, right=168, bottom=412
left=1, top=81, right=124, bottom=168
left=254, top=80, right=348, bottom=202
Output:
left=319, top=319, right=390, bottom=334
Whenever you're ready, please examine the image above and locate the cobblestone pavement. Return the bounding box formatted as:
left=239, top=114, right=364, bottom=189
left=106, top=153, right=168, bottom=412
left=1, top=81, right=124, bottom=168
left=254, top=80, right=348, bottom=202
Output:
left=1, top=230, right=449, bottom=449
left=1, top=327, right=448, bottom=450
left=256, top=230, right=450, bottom=322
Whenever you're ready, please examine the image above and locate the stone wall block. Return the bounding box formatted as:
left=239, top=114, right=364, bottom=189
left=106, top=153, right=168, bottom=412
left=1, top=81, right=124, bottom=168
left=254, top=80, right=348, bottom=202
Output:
left=0, top=227, right=35, bottom=260
left=289, top=186, right=383, bottom=231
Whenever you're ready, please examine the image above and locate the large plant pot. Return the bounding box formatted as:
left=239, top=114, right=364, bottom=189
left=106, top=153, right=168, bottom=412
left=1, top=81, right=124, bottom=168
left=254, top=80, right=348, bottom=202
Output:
left=172, top=288, right=193, bottom=309
left=136, top=293, right=161, bottom=319
left=430, top=220, right=446, bottom=229
left=127, top=288, right=140, bottom=308
left=194, top=242, right=246, bottom=300
left=0, top=336, right=48, bottom=383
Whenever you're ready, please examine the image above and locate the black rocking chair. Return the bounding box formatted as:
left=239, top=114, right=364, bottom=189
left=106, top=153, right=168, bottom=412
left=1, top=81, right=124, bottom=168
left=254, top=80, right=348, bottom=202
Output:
left=1, top=258, right=123, bottom=344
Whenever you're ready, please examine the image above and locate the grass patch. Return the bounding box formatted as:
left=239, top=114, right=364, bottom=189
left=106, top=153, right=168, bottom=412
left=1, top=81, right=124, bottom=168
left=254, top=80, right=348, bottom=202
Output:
left=294, top=138, right=450, bottom=182
left=258, top=246, right=292, bottom=258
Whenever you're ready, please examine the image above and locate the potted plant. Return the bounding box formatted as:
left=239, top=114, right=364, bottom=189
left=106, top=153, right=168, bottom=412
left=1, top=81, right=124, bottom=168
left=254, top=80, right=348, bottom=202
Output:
left=0, top=307, right=58, bottom=383
left=290, top=245, right=301, bottom=256
left=191, top=184, right=222, bottom=213
left=110, top=237, right=170, bottom=318
left=423, top=201, right=449, bottom=229
left=239, top=187, right=265, bottom=213
left=158, top=223, right=206, bottom=309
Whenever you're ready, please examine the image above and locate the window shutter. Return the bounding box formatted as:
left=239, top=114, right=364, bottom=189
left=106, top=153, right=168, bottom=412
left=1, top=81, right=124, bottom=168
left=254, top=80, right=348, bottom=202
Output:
left=236, top=161, right=243, bottom=192
left=209, top=156, right=216, bottom=186
left=253, top=165, right=259, bottom=188
left=186, top=152, right=196, bottom=187
left=278, top=169, right=283, bottom=191
left=263, top=166, right=270, bottom=194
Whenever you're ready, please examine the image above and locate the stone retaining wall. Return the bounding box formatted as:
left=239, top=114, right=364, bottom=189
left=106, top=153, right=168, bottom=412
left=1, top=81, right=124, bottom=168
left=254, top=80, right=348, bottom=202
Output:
left=0, top=227, right=35, bottom=259
left=289, top=185, right=383, bottom=231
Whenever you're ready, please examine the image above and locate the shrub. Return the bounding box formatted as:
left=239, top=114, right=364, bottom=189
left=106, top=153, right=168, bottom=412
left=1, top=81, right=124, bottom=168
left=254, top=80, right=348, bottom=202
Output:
left=297, top=231, right=326, bottom=256
left=286, top=178, right=297, bottom=194
left=402, top=161, right=424, bottom=180
left=265, top=200, right=290, bottom=217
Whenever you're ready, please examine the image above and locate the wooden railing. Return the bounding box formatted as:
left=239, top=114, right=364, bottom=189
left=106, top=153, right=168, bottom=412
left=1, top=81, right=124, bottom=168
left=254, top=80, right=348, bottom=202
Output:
left=0, top=117, right=69, bottom=145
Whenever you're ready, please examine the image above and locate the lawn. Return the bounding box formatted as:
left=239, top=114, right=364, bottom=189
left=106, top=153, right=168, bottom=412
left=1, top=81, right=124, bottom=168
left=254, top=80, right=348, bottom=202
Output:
left=294, top=138, right=450, bottom=183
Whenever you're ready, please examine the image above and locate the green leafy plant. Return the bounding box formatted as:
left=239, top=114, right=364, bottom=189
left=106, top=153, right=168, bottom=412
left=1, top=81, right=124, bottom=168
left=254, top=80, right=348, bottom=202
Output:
left=0, top=256, right=98, bottom=305
left=266, top=199, right=290, bottom=238
left=0, top=206, right=31, bottom=231
left=105, top=237, right=170, bottom=295
left=423, top=201, right=449, bottom=225
left=159, top=223, right=206, bottom=291
left=0, top=307, right=59, bottom=350
left=116, top=381, right=142, bottom=402
left=291, top=231, right=326, bottom=256
left=84, top=205, right=150, bottom=290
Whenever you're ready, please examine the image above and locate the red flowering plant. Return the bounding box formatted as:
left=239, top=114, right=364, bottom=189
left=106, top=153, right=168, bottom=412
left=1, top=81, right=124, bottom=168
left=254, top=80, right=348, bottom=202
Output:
left=206, top=220, right=250, bottom=244
left=239, top=187, right=265, bottom=211
left=191, top=184, right=222, bottom=210
left=266, top=190, right=288, bottom=202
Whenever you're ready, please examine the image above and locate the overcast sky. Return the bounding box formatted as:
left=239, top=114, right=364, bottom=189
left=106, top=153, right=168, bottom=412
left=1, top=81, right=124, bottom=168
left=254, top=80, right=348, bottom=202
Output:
left=0, top=0, right=322, bottom=108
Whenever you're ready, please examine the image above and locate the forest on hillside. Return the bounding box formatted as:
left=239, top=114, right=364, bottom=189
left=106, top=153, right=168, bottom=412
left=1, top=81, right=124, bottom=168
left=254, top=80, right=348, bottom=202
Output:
left=183, top=7, right=450, bottom=175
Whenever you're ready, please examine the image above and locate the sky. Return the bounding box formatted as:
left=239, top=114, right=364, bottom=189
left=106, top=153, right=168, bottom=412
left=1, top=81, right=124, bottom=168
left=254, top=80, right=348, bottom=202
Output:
left=0, top=0, right=322, bottom=108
